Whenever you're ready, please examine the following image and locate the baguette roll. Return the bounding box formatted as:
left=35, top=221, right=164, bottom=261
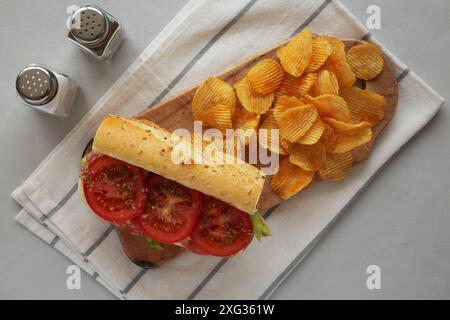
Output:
left=92, top=115, right=265, bottom=214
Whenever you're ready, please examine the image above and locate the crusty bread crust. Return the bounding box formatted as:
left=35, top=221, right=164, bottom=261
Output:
left=92, top=115, right=265, bottom=214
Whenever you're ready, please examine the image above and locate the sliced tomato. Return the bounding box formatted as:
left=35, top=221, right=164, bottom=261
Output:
left=83, top=156, right=147, bottom=223
left=139, top=175, right=203, bottom=244
left=181, top=239, right=209, bottom=255
left=190, top=196, right=254, bottom=257
left=114, top=216, right=144, bottom=235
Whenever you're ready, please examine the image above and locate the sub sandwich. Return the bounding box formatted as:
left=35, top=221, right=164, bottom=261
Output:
left=79, top=115, right=272, bottom=258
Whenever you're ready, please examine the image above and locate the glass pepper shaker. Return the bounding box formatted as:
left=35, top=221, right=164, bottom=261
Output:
left=16, top=64, right=78, bottom=117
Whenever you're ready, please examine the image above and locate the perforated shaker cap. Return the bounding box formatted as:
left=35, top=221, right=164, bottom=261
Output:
left=16, top=65, right=58, bottom=106
left=69, top=6, right=110, bottom=47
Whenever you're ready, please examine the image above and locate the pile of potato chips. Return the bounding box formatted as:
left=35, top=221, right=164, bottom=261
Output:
left=192, top=29, right=388, bottom=200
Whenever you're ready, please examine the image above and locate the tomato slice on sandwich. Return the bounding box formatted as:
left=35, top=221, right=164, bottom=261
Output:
left=139, top=175, right=203, bottom=244
left=190, top=196, right=254, bottom=257
left=83, top=156, right=147, bottom=223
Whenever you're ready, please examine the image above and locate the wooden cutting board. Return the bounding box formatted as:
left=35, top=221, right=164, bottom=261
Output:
left=109, top=38, right=398, bottom=267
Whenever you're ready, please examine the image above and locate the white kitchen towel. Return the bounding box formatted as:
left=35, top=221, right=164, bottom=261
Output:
left=12, top=0, right=444, bottom=299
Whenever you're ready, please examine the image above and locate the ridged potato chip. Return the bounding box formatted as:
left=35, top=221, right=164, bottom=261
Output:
left=297, top=116, right=325, bottom=145
left=271, top=157, right=315, bottom=199
left=319, top=151, right=353, bottom=181
left=277, top=29, right=313, bottom=77
left=279, top=104, right=318, bottom=142
left=273, top=95, right=304, bottom=122
left=275, top=74, right=302, bottom=101
left=192, top=77, right=236, bottom=120
left=297, top=73, right=318, bottom=97
left=259, top=110, right=287, bottom=155
left=311, top=70, right=339, bottom=96
left=340, top=87, right=387, bottom=126
left=234, top=77, right=274, bottom=114
left=280, top=138, right=296, bottom=154
left=305, top=38, right=333, bottom=73
left=333, top=128, right=372, bottom=154
left=259, top=109, right=278, bottom=127
left=247, top=59, right=285, bottom=94
left=304, top=94, right=351, bottom=122
left=319, top=36, right=356, bottom=89
left=320, top=122, right=337, bottom=153
left=232, top=104, right=261, bottom=145
left=324, top=117, right=373, bottom=154
left=275, top=73, right=317, bottom=102
left=346, top=43, right=384, bottom=80
left=203, top=104, right=233, bottom=130
left=289, top=141, right=327, bottom=172
left=316, top=35, right=343, bottom=50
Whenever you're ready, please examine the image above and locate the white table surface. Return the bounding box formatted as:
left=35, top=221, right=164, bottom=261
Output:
left=0, top=0, right=449, bottom=299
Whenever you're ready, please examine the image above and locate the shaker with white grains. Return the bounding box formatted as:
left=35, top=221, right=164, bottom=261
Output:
left=67, top=5, right=124, bottom=64
left=16, top=64, right=78, bottom=117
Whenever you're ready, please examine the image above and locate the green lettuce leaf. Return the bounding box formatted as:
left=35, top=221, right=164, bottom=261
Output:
left=144, top=236, right=165, bottom=251
left=80, top=157, right=87, bottom=169
left=251, top=212, right=272, bottom=241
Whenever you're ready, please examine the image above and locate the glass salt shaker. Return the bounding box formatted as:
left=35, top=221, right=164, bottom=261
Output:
left=16, top=64, right=78, bottom=117
left=67, top=5, right=124, bottom=64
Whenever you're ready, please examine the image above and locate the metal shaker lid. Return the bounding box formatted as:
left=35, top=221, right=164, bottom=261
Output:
left=69, top=6, right=110, bottom=47
left=16, top=64, right=58, bottom=106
